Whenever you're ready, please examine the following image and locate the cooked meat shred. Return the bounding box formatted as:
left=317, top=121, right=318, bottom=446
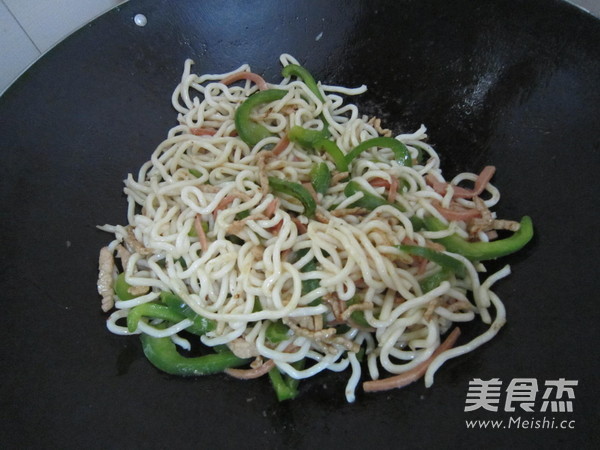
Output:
left=227, top=337, right=260, bottom=359
left=331, top=171, right=349, bottom=184
left=256, top=150, right=275, bottom=193
left=469, top=197, right=520, bottom=236
left=330, top=207, right=370, bottom=217
left=368, top=116, right=393, bottom=137
left=115, top=244, right=131, bottom=270
left=341, top=302, right=374, bottom=321
left=125, top=227, right=153, bottom=256
left=283, top=317, right=360, bottom=354
left=98, top=247, right=115, bottom=312
left=128, top=284, right=150, bottom=296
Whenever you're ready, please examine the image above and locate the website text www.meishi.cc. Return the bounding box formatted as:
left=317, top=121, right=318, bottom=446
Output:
left=465, top=416, right=575, bottom=430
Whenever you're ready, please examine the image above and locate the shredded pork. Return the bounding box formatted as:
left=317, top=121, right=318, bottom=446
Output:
left=125, top=227, right=153, bottom=256
left=469, top=197, right=519, bottom=236
left=368, top=116, right=392, bottom=137
left=283, top=318, right=360, bottom=354
left=227, top=338, right=260, bottom=359
left=97, top=247, right=115, bottom=312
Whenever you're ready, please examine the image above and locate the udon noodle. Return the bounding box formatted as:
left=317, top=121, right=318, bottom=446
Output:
left=97, top=54, right=532, bottom=402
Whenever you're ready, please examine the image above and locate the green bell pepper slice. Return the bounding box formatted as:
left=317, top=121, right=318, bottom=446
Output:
left=310, top=162, right=331, bottom=195
left=281, top=64, right=325, bottom=102
left=343, top=180, right=406, bottom=212
left=140, top=333, right=250, bottom=376
left=127, top=299, right=215, bottom=337
left=345, top=137, right=412, bottom=167
left=288, top=126, right=347, bottom=172
left=268, top=360, right=305, bottom=401
left=288, top=125, right=329, bottom=149
left=127, top=303, right=181, bottom=333
left=419, top=268, right=452, bottom=293
left=346, top=296, right=371, bottom=328
left=114, top=272, right=140, bottom=301
left=160, top=291, right=216, bottom=334
left=234, top=89, right=287, bottom=147
left=423, top=215, right=534, bottom=261
left=268, top=176, right=316, bottom=218
left=316, top=139, right=348, bottom=172
left=189, top=168, right=202, bottom=178
left=266, top=320, right=290, bottom=343
left=399, top=245, right=466, bottom=277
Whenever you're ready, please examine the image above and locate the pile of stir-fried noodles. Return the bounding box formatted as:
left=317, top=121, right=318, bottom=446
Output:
left=97, top=54, right=533, bottom=402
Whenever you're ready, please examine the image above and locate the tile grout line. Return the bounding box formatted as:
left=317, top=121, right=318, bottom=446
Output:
left=1, top=0, right=42, bottom=53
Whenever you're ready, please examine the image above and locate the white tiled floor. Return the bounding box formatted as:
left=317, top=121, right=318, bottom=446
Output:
left=0, top=0, right=598, bottom=96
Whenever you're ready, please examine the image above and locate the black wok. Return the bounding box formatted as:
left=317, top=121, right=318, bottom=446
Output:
left=1, top=0, right=598, bottom=447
